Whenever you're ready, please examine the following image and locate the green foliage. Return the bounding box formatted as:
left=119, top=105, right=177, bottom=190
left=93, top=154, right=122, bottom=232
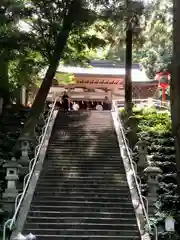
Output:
left=133, top=0, right=172, bottom=78
left=9, top=51, right=44, bottom=89
left=100, top=0, right=172, bottom=78
left=135, top=107, right=172, bottom=134
left=55, top=73, right=75, bottom=85
left=131, top=107, right=180, bottom=239
left=0, top=0, right=122, bottom=103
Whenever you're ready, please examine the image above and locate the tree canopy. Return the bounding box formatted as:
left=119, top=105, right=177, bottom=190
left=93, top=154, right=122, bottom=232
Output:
left=0, top=0, right=173, bottom=135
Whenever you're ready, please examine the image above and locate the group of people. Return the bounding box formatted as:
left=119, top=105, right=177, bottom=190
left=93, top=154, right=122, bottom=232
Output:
left=60, top=91, right=111, bottom=113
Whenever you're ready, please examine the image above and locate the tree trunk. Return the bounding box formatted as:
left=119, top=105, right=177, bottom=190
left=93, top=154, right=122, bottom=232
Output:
left=125, top=28, right=133, bottom=116
left=21, top=14, right=74, bottom=137
left=171, top=0, right=180, bottom=194
left=0, top=57, right=10, bottom=106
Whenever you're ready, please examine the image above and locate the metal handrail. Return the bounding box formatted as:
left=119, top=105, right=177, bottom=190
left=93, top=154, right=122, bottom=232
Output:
left=133, top=98, right=170, bottom=110
left=112, top=100, right=158, bottom=240
left=3, top=97, right=57, bottom=240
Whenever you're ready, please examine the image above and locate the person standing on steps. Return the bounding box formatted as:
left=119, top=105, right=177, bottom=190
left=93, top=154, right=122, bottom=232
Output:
left=62, top=91, right=69, bottom=114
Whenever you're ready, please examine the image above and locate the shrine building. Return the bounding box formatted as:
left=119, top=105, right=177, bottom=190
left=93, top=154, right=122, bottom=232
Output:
left=47, top=60, right=158, bottom=109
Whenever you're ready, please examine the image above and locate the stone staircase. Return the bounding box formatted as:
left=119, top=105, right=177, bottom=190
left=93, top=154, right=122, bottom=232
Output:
left=22, top=111, right=141, bottom=239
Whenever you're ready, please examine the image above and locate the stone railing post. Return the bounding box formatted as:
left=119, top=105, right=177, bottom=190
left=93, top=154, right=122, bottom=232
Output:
left=144, top=165, right=162, bottom=216
left=2, top=157, right=21, bottom=215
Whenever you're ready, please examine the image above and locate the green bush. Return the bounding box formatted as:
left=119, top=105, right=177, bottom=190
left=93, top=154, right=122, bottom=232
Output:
left=135, top=108, right=172, bottom=134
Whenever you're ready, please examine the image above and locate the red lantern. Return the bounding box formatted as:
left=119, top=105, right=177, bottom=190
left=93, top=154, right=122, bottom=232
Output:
left=155, top=71, right=171, bottom=102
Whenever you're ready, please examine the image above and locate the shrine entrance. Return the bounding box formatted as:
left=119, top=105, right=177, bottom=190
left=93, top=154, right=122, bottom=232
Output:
left=46, top=63, right=157, bottom=109
left=48, top=71, right=125, bottom=111
left=50, top=87, right=115, bottom=110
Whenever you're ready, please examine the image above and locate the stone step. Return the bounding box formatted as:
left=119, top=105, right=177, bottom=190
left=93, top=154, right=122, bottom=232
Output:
left=32, top=194, right=130, bottom=201
left=35, top=182, right=129, bottom=189
left=33, top=189, right=130, bottom=196
left=47, top=151, right=120, bottom=155
left=49, top=139, right=117, bottom=142
left=23, top=235, right=140, bottom=240
left=31, top=196, right=132, bottom=203
left=41, top=168, right=124, bottom=173
left=40, top=167, right=124, bottom=172
left=26, top=216, right=136, bottom=224
left=46, top=155, right=120, bottom=158
left=37, top=174, right=127, bottom=180
left=41, top=164, right=123, bottom=167
left=24, top=222, right=137, bottom=231
left=28, top=210, right=136, bottom=218
left=23, top=228, right=139, bottom=237
left=41, top=164, right=124, bottom=169
left=35, top=186, right=129, bottom=193
left=30, top=205, right=134, bottom=213
left=34, top=188, right=129, bottom=195
left=48, top=141, right=117, bottom=144
left=45, top=159, right=121, bottom=162
left=36, top=179, right=127, bottom=185
left=43, top=164, right=123, bottom=168
left=44, top=159, right=122, bottom=163
left=30, top=200, right=133, bottom=208
left=50, top=130, right=115, bottom=132
left=49, top=138, right=117, bottom=141
left=34, top=186, right=128, bottom=192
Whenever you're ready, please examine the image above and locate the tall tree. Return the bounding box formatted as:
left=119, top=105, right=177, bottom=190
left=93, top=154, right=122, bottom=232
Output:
left=0, top=0, right=32, bottom=105
left=171, top=0, right=180, bottom=193
left=125, top=0, right=143, bottom=115
left=21, top=0, right=108, bottom=137
left=133, top=0, right=172, bottom=78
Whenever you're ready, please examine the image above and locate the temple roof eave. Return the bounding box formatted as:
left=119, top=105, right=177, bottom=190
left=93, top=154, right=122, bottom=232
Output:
left=56, top=66, right=152, bottom=83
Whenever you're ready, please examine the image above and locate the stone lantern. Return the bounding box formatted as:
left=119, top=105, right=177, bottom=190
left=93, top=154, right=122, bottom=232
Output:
left=144, top=165, right=162, bottom=216
left=2, top=157, right=21, bottom=214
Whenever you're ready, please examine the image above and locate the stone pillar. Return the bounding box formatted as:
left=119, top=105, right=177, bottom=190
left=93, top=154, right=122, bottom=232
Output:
left=137, top=141, right=148, bottom=170
left=67, top=86, right=71, bottom=110
left=0, top=97, right=3, bottom=115
left=144, top=165, right=162, bottom=216
left=0, top=158, right=4, bottom=217
left=19, top=140, right=30, bottom=176
left=20, top=86, right=26, bottom=106
left=126, top=115, right=138, bottom=149
left=108, top=89, right=112, bottom=101
left=108, top=89, right=112, bottom=109
left=2, top=157, right=21, bottom=215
